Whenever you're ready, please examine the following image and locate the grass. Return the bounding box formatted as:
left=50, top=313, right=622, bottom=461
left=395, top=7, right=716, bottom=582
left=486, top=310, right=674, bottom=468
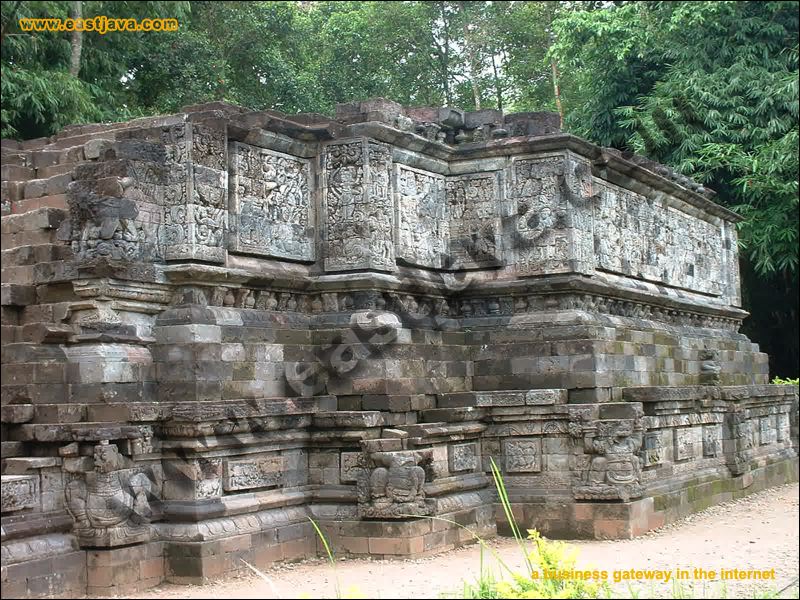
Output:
left=457, top=457, right=612, bottom=599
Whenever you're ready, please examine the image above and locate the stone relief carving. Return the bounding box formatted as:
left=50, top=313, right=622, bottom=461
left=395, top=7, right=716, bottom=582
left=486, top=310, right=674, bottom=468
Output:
left=699, top=349, right=722, bottom=385
left=702, top=425, right=722, bottom=457
left=340, top=452, right=362, bottom=483
left=448, top=443, right=479, bottom=473
left=161, top=122, right=189, bottom=164
left=396, top=165, right=448, bottom=268
left=222, top=456, right=284, bottom=491
left=573, top=420, right=644, bottom=501
left=593, top=180, right=724, bottom=295
left=641, top=432, right=663, bottom=467
left=67, top=182, right=159, bottom=262
left=728, top=412, right=756, bottom=475
left=158, top=122, right=227, bottom=263
left=503, top=438, right=542, bottom=473
left=1, top=475, right=39, bottom=513
left=355, top=449, right=433, bottom=518
left=777, top=413, right=791, bottom=442
left=192, top=121, right=226, bottom=170
left=229, top=142, right=314, bottom=261
left=759, top=416, right=776, bottom=446
left=510, top=156, right=573, bottom=275
left=674, top=427, right=700, bottom=460
left=64, top=442, right=152, bottom=547
left=324, top=140, right=395, bottom=272
left=446, top=174, right=501, bottom=269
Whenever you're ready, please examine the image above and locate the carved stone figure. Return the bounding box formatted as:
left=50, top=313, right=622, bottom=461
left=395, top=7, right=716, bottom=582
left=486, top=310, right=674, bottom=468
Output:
left=727, top=412, right=756, bottom=474
left=67, top=191, right=147, bottom=262
left=229, top=142, right=314, bottom=261
left=699, top=349, right=722, bottom=385
left=574, top=421, right=644, bottom=501
left=65, top=442, right=152, bottom=547
left=356, top=449, right=433, bottom=518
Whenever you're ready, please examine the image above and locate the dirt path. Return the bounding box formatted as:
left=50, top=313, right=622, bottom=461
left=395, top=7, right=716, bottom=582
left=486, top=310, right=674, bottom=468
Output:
left=134, top=483, right=799, bottom=599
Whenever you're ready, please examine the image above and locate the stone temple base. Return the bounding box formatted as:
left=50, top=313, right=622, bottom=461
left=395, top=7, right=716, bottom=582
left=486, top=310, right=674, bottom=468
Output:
left=1, top=535, right=85, bottom=598
left=319, top=499, right=497, bottom=559
left=2, top=100, right=798, bottom=598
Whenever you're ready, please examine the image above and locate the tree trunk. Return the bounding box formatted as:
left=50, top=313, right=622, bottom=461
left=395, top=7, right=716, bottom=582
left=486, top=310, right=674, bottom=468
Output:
left=69, top=1, right=83, bottom=77
left=463, top=23, right=481, bottom=110
left=440, top=2, right=451, bottom=106
left=491, top=51, right=503, bottom=111
left=546, top=9, right=564, bottom=128
left=550, top=57, right=563, bottom=128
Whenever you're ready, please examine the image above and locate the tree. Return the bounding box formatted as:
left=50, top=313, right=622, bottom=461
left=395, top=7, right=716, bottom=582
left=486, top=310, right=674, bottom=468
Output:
left=1, top=1, right=192, bottom=138
left=68, top=0, right=82, bottom=76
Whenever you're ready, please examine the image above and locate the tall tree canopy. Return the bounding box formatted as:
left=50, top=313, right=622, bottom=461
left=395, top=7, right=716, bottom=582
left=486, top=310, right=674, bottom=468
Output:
left=1, top=0, right=798, bottom=375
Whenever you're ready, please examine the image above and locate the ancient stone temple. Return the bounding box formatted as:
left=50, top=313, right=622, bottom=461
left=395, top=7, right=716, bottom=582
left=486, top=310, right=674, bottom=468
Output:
left=1, top=98, right=797, bottom=597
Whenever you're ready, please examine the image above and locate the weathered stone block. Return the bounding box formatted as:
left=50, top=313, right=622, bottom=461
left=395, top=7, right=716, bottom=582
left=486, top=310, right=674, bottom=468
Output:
left=222, top=456, right=284, bottom=491
left=674, top=427, right=701, bottom=461
left=448, top=443, right=478, bottom=473
left=1, top=474, right=39, bottom=512
left=503, top=438, right=542, bottom=473
left=228, top=143, right=314, bottom=261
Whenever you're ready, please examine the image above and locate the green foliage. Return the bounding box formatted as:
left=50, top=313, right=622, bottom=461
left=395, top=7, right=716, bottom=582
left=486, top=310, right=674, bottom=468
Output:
left=461, top=459, right=612, bottom=599
left=122, top=1, right=320, bottom=114
left=2, top=1, right=562, bottom=131
left=463, top=529, right=611, bottom=599
left=771, top=376, right=799, bottom=385
left=1, top=64, right=102, bottom=138
left=1, top=1, right=193, bottom=137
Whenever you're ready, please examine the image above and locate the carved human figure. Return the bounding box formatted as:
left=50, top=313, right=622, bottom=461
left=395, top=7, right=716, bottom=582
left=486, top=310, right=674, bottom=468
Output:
left=587, top=424, right=641, bottom=485
left=699, top=349, right=722, bottom=384
left=65, top=442, right=152, bottom=547
left=357, top=450, right=432, bottom=518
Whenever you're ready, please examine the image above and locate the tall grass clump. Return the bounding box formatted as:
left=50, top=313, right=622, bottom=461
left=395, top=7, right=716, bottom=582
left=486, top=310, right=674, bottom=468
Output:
left=461, top=458, right=612, bottom=599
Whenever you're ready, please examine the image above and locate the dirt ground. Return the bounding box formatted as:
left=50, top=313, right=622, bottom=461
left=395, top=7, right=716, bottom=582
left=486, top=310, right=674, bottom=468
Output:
left=133, top=482, right=799, bottom=599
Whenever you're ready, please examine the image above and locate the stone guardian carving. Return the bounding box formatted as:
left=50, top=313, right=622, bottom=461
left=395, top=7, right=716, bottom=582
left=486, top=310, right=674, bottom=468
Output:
left=65, top=441, right=152, bottom=547
left=355, top=449, right=433, bottom=518
left=573, top=420, right=644, bottom=502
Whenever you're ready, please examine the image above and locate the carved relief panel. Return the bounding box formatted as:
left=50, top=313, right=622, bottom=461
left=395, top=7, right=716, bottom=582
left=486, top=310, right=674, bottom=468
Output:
left=446, top=173, right=502, bottom=269
left=323, top=139, right=395, bottom=272
left=508, top=154, right=586, bottom=276
left=222, top=455, right=285, bottom=491
left=593, top=180, right=724, bottom=295
left=503, top=438, right=542, bottom=473
left=355, top=449, right=433, bottom=518
left=571, top=417, right=644, bottom=502
left=166, top=121, right=228, bottom=263
left=395, top=165, right=448, bottom=268
left=229, top=142, right=314, bottom=261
